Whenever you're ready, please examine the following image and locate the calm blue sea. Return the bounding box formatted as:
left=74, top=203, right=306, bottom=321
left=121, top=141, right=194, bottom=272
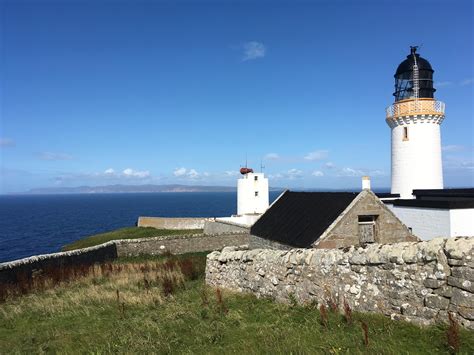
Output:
left=0, top=192, right=281, bottom=263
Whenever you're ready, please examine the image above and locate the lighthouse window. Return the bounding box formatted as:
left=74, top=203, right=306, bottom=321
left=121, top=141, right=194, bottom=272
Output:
left=254, top=176, right=258, bottom=181
left=255, top=191, right=259, bottom=197
left=403, top=127, right=409, bottom=141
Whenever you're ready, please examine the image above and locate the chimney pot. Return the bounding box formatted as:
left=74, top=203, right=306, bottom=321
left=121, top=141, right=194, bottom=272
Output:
left=362, top=176, right=371, bottom=190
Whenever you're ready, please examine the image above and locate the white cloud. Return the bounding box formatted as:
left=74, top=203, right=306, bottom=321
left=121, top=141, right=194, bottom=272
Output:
left=436, top=81, right=453, bottom=87
left=442, top=145, right=465, bottom=152
left=287, top=168, right=303, bottom=179
left=264, top=153, right=280, bottom=160
left=104, top=168, right=115, bottom=175
left=187, top=169, right=199, bottom=179
left=173, top=167, right=187, bottom=177
left=338, top=167, right=366, bottom=177
left=304, top=150, right=328, bottom=161
left=460, top=78, right=473, bottom=86
left=37, top=152, right=73, bottom=161
left=225, top=170, right=239, bottom=176
left=0, top=138, right=15, bottom=147
left=325, top=162, right=335, bottom=169
left=268, top=173, right=284, bottom=180
left=444, top=156, right=474, bottom=170
left=337, top=167, right=386, bottom=177
left=173, top=167, right=201, bottom=179
left=122, top=168, right=150, bottom=178
left=242, top=41, right=266, bottom=61
left=312, top=170, right=324, bottom=177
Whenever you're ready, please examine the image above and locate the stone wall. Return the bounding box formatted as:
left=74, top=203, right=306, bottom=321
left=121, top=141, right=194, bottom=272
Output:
left=137, top=217, right=213, bottom=229
left=0, top=242, right=117, bottom=285
left=1, top=233, right=249, bottom=287
left=203, top=221, right=249, bottom=235
left=249, top=234, right=292, bottom=250
left=116, top=233, right=249, bottom=257
left=206, top=237, right=474, bottom=329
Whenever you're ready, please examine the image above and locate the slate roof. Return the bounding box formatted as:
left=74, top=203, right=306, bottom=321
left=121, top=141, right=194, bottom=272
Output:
left=250, top=191, right=359, bottom=248
left=382, top=188, right=474, bottom=209
left=390, top=199, right=474, bottom=209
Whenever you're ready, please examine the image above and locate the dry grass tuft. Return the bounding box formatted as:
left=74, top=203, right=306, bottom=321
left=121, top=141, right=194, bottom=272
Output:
left=343, top=298, right=353, bottom=325
left=319, top=304, right=328, bottom=328
left=360, top=320, right=369, bottom=347
left=447, top=312, right=460, bottom=353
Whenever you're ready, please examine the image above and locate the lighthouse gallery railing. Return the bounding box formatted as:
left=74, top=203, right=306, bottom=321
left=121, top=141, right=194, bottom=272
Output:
left=386, top=98, right=445, bottom=119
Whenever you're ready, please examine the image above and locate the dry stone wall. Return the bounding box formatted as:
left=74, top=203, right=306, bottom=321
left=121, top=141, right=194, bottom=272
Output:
left=206, top=237, right=474, bottom=329
left=203, top=221, right=250, bottom=235
left=0, top=242, right=117, bottom=285
left=116, top=233, right=249, bottom=257
left=1, top=233, right=249, bottom=287
left=137, top=217, right=213, bottom=229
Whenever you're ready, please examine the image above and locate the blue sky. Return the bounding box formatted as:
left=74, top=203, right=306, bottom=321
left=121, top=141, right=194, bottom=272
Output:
left=1, top=0, right=473, bottom=193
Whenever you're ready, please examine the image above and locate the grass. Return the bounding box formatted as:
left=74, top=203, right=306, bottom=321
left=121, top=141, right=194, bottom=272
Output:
left=61, top=227, right=203, bottom=251
left=1, top=253, right=473, bottom=354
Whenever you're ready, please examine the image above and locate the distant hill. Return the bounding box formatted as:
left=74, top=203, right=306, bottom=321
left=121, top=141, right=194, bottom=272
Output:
left=16, top=184, right=388, bottom=195
left=20, top=184, right=239, bottom=194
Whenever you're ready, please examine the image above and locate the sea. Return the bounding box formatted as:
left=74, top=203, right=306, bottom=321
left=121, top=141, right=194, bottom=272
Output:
left=0, top=192, right=282, bottom=263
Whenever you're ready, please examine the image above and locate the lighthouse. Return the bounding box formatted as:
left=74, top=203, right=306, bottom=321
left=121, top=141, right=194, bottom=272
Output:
left=237, top=167, right=269, bottom=215
left=386, top=47, right=445, bottom=199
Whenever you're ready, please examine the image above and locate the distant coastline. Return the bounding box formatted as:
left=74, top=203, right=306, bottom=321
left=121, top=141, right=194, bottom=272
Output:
left=9, top=184, right=392, bottom=195
left=14, top=184, right=238, bottom=195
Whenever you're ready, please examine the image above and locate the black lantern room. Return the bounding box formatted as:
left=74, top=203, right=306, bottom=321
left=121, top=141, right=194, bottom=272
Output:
left=393, top=46, right=436, bottom=102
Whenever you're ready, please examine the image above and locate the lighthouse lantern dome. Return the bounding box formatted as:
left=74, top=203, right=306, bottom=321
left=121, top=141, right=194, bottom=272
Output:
left=393, top=46, right=436, bottom=102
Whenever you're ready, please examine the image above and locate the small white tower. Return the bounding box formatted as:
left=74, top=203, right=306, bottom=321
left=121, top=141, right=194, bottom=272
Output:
left=237, top=167, right=269, bottom=215
left=386, top=47, right=445, bottom=199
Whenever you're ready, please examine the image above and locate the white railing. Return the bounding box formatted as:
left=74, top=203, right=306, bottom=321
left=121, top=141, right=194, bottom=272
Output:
left=386, top=99, right=445, bottom=119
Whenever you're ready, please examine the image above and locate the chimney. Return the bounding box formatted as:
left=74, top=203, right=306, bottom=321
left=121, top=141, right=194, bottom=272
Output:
left=362, top=176, right=371, bottom=190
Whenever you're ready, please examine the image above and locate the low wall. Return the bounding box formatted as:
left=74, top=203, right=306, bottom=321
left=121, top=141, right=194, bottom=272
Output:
left=137, top=217, right=213, bottom=229
left=116, top=233, right=249, bottom=257
left=203, top=221, right=249, bottom=235
left=206, top=237, right=474, bottom=329
left=249, top=234, right=292, bottom=250
left=0, top=243, right=117, bottom=285
left=0, top=233, right=249, bottom=288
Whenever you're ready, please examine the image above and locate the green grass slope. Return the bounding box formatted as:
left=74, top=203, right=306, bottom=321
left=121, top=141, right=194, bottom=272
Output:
left=62, top=227, right=203, bottom=251
left=1, top=253, right=473, bottom=354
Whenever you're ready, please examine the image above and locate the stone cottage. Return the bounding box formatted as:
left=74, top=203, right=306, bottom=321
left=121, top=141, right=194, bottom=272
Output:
left=250, top=189, right=418, bottom=250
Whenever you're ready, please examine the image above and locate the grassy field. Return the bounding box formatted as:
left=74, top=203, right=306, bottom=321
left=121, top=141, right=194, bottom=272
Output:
left=1, top=252, right=473, bottom=354
left=62, top=227, right=203, bottom=251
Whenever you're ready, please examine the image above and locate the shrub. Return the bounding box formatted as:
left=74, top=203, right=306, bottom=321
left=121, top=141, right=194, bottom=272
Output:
left=178, top=259, right=199, bottom=280
left=161, top=276, right=176, bottom=297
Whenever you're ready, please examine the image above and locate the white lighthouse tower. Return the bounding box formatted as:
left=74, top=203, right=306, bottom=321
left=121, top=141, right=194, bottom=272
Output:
left=237, top=167, right=269, bottom=215
left=386, top=47, right=445, bottom=199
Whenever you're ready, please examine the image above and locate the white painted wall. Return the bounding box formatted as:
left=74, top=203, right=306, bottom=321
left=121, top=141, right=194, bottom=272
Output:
left=450, top=209, right=474, bottom=237
left=389, top=117, right=443, bottom=199
left=237, top=173, right=269, bottom=215
left=389, top=205, right=450, bottom=240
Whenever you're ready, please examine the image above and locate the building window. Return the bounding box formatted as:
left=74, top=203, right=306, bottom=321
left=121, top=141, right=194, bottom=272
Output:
left=403, top=126, right=409, bottom=141
left=255, top=191, right=259, bottom=197
left=358, top=215, right=377, bottom=244
left=254, top=176, right=258, bottom=181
